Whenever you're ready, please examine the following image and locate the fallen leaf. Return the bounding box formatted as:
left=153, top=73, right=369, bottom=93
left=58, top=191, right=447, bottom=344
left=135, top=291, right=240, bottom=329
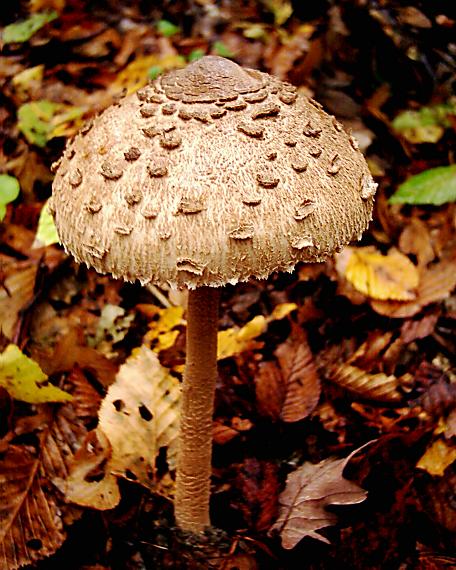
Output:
left=90, top=304, right=134, bottom=352
left=0, top=395, right=89, bottom=569
left=417, top=439, right=456, bottom=476
left=392, top=103, right=455, bottom=144
left=371, top=261, right=456, bottom=318
left=256, top=325, right=320, bottom=422
left=17, top=101, right=85, bottom=147
left=33, top=199, right=59, bottom=247
left=142, top=305, right=184, bottom=353
left=270, top=445, right=369, bottom=548
left=0, top=262, right=37, bottom=339
left=398, top=219, right=435, bottom=267
left=156, top=19, right=180, bottom=37
left=327, top=363, right=402, bottom=403
left=218, top=315, right=266, bottom=360
left=389, top=165, right=456, bottom=206
left=344, top=247, right=419, bottom=301
left=233, top=458, right=279, bottom=532
left=0, top=175, right=20, bottom=220
left=400, top=314, right=439, bottom=343
left=0, top=344, right=72, bottom=404
left=218, top=303, right=297, bottom=360
left=97, top=346, right=180, bottom=495
left=2, top=10, right=58, bottom=44
left=63, top=430, right=120, bottom=510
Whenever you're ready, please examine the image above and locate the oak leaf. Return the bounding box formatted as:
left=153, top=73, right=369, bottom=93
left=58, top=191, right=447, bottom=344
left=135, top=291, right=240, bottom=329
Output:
left=270, top=446, right=369, bottom=548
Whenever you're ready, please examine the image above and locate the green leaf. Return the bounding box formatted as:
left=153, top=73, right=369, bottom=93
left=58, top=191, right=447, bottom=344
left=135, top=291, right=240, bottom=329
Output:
left=2, top=10, right=58, bottom=44
left=0, top=175, right=20, bottom=220
left=147, top=65, right=163, bottom=80
left=34, top=199, right=59, bottom=247
left=17, top=100, right=59, bottom=147
left=213, top=41, right=234, bottom=58
left=0, top=344, right=72, bottom=403
left=188, top=48, right=205, bottom=62
left=389, top=165, right=456, bottom=206
left=17, top=100, right=84, bottom=147
left=156, top=19, right=180, bottom=37
left=392, top=103, right=456, bottom=144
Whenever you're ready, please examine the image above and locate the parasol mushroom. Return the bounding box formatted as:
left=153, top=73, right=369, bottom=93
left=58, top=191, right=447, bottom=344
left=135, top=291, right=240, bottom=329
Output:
left=50, top=56, right=377, bottom=534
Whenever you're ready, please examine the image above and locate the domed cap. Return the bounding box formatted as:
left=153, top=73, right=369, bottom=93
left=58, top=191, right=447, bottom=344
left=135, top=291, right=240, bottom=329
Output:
left=51, top=56, right=377, bottom=288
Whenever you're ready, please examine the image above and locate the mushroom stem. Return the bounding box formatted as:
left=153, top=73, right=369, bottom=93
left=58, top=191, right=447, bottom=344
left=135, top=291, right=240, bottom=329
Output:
left=175, top=286, right=220, bottom=532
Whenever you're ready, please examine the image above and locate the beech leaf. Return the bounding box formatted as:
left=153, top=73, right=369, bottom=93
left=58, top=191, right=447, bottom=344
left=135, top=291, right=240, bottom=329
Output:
left=98, top=346, right=180, bottom=491
left=270, top=445, right=369, bottom=548
left=0, top=395, right=89, bottom=569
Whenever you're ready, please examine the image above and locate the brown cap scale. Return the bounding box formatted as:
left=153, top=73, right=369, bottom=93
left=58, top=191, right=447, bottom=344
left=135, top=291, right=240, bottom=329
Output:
left=51, top=56, right=376, bottom=290
left=51, top=56, right=377, bottom=534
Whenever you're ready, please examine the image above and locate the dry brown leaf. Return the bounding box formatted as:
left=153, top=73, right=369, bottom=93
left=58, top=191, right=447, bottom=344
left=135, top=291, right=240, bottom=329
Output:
left=255, top=325, right=320, bottom=422
left=233, top=458, right=279, bottom=532
left=63, top=430, right=120, bottom=510
left=0, top=262, right=37, bottom=339
left=400, top=314, right=439, bottom=343
left=327, top=363, right=402, bottom=403
left=371, top=261, right=456, bottom=318
left=0, top=401, right=88, bottom=569
left=98, top=346, right=180, bottom=491
left=398, top=219, right=435, bottom=267
left=270, top=445, right=369, bottom=548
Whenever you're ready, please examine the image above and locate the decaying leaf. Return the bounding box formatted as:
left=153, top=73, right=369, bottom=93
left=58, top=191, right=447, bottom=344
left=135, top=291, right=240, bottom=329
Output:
left=0, top=262, right=37, bottom=339
left=0, top=396, right=88, bottom=569
left=63, top=430, right=120, bottom=510
left=270, top=445, right=369, bottom=548
left=97, top=345, right=180, bottom=493
left=255, top=325, right=320, bottom=422
left=398, top=219, right=435, bottom=267
left=0, top=344, right=72, bottom=403
left=343, top=247, right=419, bottom=301
left=416, top=439, right=456, bottom=477
left=327, top=363, right=402, bottom=403
left=90, top=304, right=134, bottom=354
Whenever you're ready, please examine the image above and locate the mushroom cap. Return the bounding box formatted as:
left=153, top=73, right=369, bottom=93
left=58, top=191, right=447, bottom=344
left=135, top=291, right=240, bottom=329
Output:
left=51, top=56, right=376, bottom=289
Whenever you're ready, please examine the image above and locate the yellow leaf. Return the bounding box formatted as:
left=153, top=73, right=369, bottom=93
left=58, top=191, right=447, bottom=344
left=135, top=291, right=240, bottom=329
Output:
left=112, top=54, right=186, bottom=95
left=218, top=315, right=267, bottom=360
left=345, top=247, right=419, bottom=301
left=270, top=302, right=297, bottom=320
left=0, top=344, right=72, bottom=403
left=143, top=305, right=185, bottom=352
left=417, top=439, right=456, bottom=476
left=217, top=303, right=297, bottom=360
left=98, top=346, right=180, bottom=492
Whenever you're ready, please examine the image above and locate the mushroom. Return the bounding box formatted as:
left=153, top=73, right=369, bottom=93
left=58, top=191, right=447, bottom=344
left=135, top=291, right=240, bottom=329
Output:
left=50, top=56, right=377, bottom=533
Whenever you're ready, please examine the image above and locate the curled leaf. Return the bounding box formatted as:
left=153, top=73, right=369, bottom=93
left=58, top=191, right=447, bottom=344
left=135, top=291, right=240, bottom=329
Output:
left=327, top=363, right=402, bottom=403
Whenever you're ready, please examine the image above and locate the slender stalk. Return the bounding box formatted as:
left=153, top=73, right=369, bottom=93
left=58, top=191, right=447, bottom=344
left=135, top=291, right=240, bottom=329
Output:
left=175, top=286, right=220, bottom=532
